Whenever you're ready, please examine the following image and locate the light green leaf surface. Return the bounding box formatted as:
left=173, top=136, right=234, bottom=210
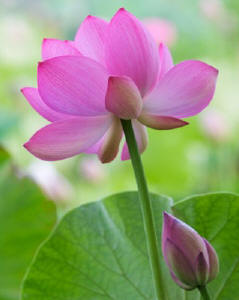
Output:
left=22, top=192, right=239, bottom=300
left=22, top=192, right=185, bottom=300
left=0, top=166, right=56, bottom=300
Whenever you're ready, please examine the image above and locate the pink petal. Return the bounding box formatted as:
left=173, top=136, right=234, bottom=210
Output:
left=24, top=115, right=112, bottom=161
left=165, top=238, right=196, bottom=287
left=138, top=113, right=188, bottom=130
left=38, top=56, right=109, bottom=116
left=170, top=271, right=193, bottom=290
left=121, top=120, right=148, bottom=161
left=144, top=60, right=218, bottom=118
left=85, top=136, right=105, bottom=154
left=98, top=117, right=123, bottom=163
left=204, top=239, right=219, bottom=282
left=105, top=76, right=143, bottom=120
left=75, top=16, right=108, bottom=66
left=85, top=117, right=123, bottom=163
left=42, top=38, right=81, bottom=60
left=162, top=212, right=209, bottom=269
left=21, top=87, right=70, bottom=122
left=105, top=8, right=159, bottom=97
left=195, top=252, right=209, bottom=285
left=158, top=43, right=174, bottom=80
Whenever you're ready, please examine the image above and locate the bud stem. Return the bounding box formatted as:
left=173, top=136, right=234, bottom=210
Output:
left=198, top=286, right=211, bottom=300
left=121, top=119, right=165, bottom=300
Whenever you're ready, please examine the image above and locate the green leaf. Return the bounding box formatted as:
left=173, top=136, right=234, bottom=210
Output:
left=22, top=192, right=185, bottom=300
left=21, top=192, right=239, bottom=300
left=0, top=166, right=56, bottom=300
left=173, top=192, right=239, bottom=300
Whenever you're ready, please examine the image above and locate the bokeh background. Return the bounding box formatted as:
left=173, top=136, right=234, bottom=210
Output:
left=1, top=1, right=239, bottom=299
left=1, top=0, right=239, bottom=210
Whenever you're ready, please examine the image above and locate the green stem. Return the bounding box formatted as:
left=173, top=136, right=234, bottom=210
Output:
left=198, top=286, right=211, bottom=300
left=121, top=119, right=165, bottom=300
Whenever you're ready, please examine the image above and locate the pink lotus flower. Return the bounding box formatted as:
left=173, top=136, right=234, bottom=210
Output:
left=162, top=212, right=219, bottom=290
left=22, top=8, right=218, bottom=163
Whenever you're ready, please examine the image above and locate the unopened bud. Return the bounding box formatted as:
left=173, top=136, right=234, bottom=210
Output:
left=162, top=212, right=219, bottom=290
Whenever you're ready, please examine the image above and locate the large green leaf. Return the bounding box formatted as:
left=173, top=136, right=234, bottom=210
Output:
left=172, top=193, right=239, bottom=300
left=21, top=192, right=239, bottom=300
left=0, top=166, right=56, bottom=300
left=22, top=192, right=185, bottom=300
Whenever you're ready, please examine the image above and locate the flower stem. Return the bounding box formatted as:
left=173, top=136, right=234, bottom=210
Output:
left=121, top=119, right=165, bottom=300
left=198, top=286, right=211, bottom=300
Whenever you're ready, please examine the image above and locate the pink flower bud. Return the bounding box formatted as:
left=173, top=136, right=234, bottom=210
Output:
left=162, top=212, right=219, bottom=290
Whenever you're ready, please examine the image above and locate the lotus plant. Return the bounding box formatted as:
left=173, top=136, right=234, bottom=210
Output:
left=162, top=212, right=219, bottom=298
left=21, top=8, right=219, bottom=300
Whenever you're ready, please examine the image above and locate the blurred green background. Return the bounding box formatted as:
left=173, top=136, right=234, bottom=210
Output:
left=1, top=1, right=239, bottom=298
left=1, top=0, right=239, bottom=210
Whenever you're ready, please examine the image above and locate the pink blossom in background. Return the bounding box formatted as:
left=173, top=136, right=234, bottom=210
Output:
left=200, top=0, right=237, bottom=32
left=22, top=8, right=218, bottom=163
left=0, top=17, right=35, bottom=65
left=162, top=212, right=219, bottom=290
left=79, top=158, right=106, bottom=183
left=200, top=109, right=230, bottom=142
left=28, top=161, right=73, bottom=203
left=143, top=18, right=177, bottom=47
left=200, top=0, right=224, bottom=21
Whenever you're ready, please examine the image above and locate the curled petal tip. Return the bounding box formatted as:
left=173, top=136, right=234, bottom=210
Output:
left=181, top=120, right=189, bottom=127
left=214, top=68, right=219, bottom=77
left=42, top=38, right=47, bottom=46
left=163, top=211, right=174, bottom=222
left=23, top=141, right=30, bottom=151
left=159, top=42, right=167, bottom=51
left=118, top=7, right=126, bottom=12
left=163, top=212, right=175, bottom=229
left=38, top=61, right=44, bottom=67
left=112, top=8, right=128, bottom=20
left=207, top=65, right=219, bottom=77
left=138, top=114, right=188, bottom=130
left=108, top=76, right=116, bottom=83
left=163, top=211, right=170, bottom=218
left=85, top=15, right=96, bottom=21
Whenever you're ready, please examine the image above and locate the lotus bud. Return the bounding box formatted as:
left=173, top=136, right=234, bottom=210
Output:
left=162, top=212, right=219, bottom=290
